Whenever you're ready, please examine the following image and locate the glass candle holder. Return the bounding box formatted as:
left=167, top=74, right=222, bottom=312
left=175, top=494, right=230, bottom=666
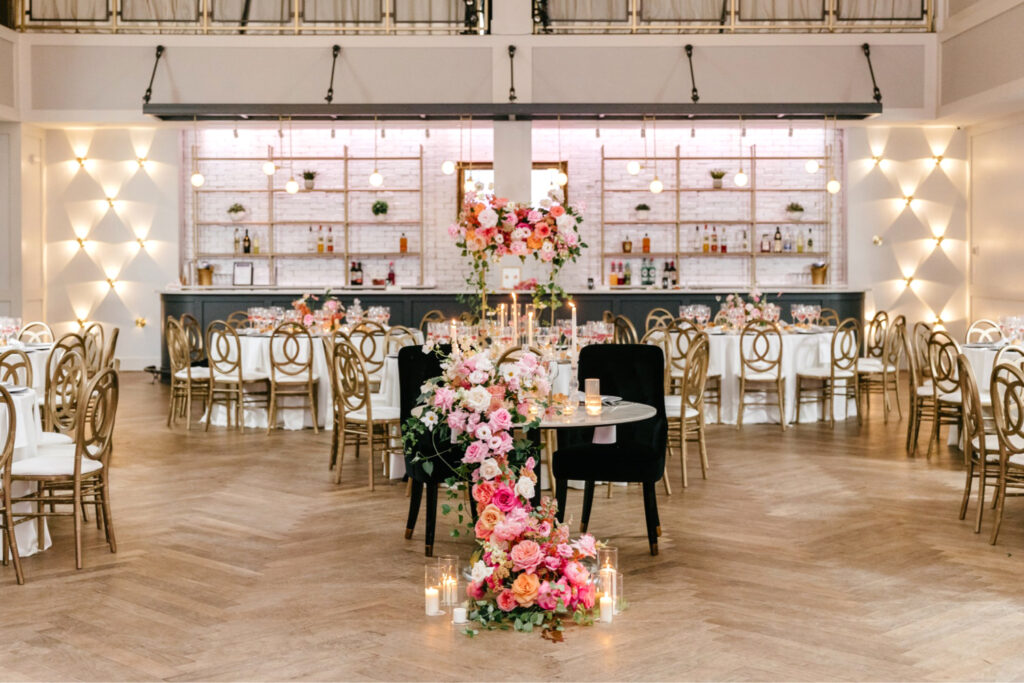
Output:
left=614, top=570, right=626, bottom=614
left=585, top=378, right=602, bottom=416
left=424, top=561, right=444, bottom=616
left=597, top=546, right=618, bottom=571
left=437, top=556, right=459, bottom=609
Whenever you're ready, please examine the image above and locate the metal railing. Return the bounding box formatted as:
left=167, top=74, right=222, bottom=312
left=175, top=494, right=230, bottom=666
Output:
left=17, top=0, right=490, bottom=34
left=532, top=0, right=933, bottom=33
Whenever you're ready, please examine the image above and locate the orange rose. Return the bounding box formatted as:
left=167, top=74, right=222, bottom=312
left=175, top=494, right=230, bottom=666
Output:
left=511, top=572, right=540, bottom=607
left=473, top=202, right=486, bottom=215
left=526, top=235, right=543, bottom=250
left=478, top=504, right=504, bottom=531
left=550, top=205, right=565, bottom=217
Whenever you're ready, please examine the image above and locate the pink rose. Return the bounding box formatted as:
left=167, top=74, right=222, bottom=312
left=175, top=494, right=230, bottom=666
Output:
left=303, top=313, right=315, bottom=327
left=536, top=581, right=557, bottom=610
left=472, top=481, right=495, bottom=506
left=491, top=485, right=517, bottom=512
left=563, top=560, right=589, bottom=587
left=543, top=555, right=562, bottom=572
left=463, top=440, right=489, bottom=464
left=489, top=407, right=512, bottom=432
left=534, top=223, right=551, bottom=239
left=493, top=197, right=509, bottom=209
left=556, top=543, right=574, bottom=558
left=467, top=581, right=486, bottom=600
left=549, top=205, right=565, bottom=217
left=433, top=387, right=455, bottom=412
left=576, top=582, right=596, bottom=610
left=535, top=520, right=552, bottom=538
left=490, top=518, right=524, bottom=544
left=447, top=410, right=467, bottom=434
left=496, top=589, right=518, bottom=612
left=510, top=540, right=544, bottom=573
left=474, top=518, right=493, bottom=540
left=447, top=223, right=460, bottom=238
left=510, top=241, right=528, bottom=256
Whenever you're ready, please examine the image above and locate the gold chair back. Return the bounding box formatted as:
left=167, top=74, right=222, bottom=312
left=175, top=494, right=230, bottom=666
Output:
left=994, top=344, right=1024, bottom=368
left=640, top=327, right=673, bottom=394
left=102, top=326, right=119, bottom=369
left=75, top=368, right=119, bottom=471
left=739, top=322, right=783, bottom=378
left=350, top=321, right=387, bottom=378
left=669, top=320, right=703, bottom=378
left=958, top=353, right=987, bottom=451
left=181, top=314, right=204, bottom=365
left=495, top=345, right=543, bottom=368
left=830, top=318, right=860, bottom=374
left=419, top=310, right=446, bottom=335
left=82, top=323, right=104, bottom=376
left=47, top=333, right=86, bottom=403
left=18, top=321, right=53, bottom=344
left=864, top=311, right=888, bottom=359
left=206, top=321, right=244, bottom=383
left=712, top=310, right=729, bottom=326
left=967, top=318, right=1003, bottom=344
left=912, top=321, right=933, bottom=378
left=385, top=325, right=419, bottom=354
left=226, top=310, right=250, bottom=329
left=683, top=333, right=711, bottom=413
left=644, top=307, right=675, bottom=332
left=0, top=349, right=32, bottom=388
left=990, top=362, right=1024, bottom=463
left=612, top=315, right=638, bottom=344
left=332, top=336, right=372, bottom=417
left=0, top=384, right=14, bottom=486
left=927, top=329, right=961, bottom=396
left=45, top=347, right=87, bottom=436
left=167, top=319, right=192, bottom=376
left=882, top=317, right=905, bottom=371
left=818, top=307, right=840, bottom=327
left=269, top=322, right=315, bottom=382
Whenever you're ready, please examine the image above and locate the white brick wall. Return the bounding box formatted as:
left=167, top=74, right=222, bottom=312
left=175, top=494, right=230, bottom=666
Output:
left=184, top=124, right=844, bottom=290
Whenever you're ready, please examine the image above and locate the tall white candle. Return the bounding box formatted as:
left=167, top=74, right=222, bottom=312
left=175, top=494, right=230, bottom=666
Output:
left=511, top=293, right=518, bottom=344
left=527, top=311, right=534, bottom=348
left=570, top=301, right=578, bottom=363
left=450, top=319, right=457, bottom=343
left=599, top=595, right=613, bottom=623
left=425, top=587, right=440, bottom=615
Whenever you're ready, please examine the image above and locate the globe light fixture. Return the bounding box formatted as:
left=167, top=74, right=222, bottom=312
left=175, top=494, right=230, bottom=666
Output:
left=285, top=177, right=299, bottom=194
left=649, top=177, right=663, bottom=194
left=369, top=170, right=384, bottom=187
left=805, top=159, right=820, bottom=174
left=556, top=171, right=568, bottom=187
left=826, top=178, right=841, bottom=194
left=441, top=160, right=456, bottom=175
left=734, top=170, right=748, bottom=187
left=626, top=160, right=641, bottom=175
left=262, top=161, right=276, bottom=176
left=190, top=171, right=205, bottom=187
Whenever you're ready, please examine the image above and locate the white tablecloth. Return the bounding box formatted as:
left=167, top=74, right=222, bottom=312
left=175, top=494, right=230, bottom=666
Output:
left=963, top=346, right=998, bottom=389
left=0, top=388, right=52, bottom=556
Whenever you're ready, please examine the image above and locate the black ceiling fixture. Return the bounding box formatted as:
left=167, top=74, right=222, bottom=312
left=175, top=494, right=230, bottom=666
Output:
left=324, top=45, right=341, bottom=104
left=142, top=45, right=164, bottom=105
left=144, top=101, right=881, bottom=122
left=684, top=44, right=699, bottom=104
left=507, top=45, right=517, bottom=103
left=861, top=43, right=883, bottom=104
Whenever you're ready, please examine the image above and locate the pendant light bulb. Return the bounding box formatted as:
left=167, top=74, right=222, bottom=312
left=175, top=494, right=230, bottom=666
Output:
left=556, top=171, right=568, bottom=187
left=190, top=172, right=205, bottom=188
left=734, top=170, right=748, bottom=187
left=626, top=160, right=641, bottom=175
left=826, top=178, right=841, bottom=194
left=262, top=161, right=276, bottom=176
left=463, top=176, right=475, bottom=193
left=285, top=177, right=299, bottom=194
left=649, top=177, right=664, bottom=194
left=369, top=170, right=384, bottom=187
left=805, top=160, right=820, bottom=174
left=441, top=160, right=456, bottom=175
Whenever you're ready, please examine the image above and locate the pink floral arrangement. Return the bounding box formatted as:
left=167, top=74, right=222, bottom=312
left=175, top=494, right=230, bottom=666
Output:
left=291, top=290, right=344, bottom=329
left=716, top=289, right=780, bottom=328
left=404, top=341, right=598, bottom=637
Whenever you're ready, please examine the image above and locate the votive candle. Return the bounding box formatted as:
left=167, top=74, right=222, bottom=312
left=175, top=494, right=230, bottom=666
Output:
left=599, top=595, right=614, bottom=623
left=452, top=606, right=468, bottom=624
left=585, top=377, right=602, bottom=416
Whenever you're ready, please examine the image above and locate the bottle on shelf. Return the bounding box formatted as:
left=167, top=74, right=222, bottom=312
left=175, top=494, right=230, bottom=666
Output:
left=617, top=262, right=624, bottom=286
left=233, top=228, right=240, bottom=255
left=308, top=225, right=314, bottom=252
left=354, top=262, right=364, bottom=287
left=387, top=261, right=396, bottom=285
left=252, top=235, right=260, bottom=255
left=702, top=224, right=710, bottom=253
left=642, top=233, right=651, bottom=254
left=400, top=232, right=408, bottom=254
left=721, top=228, right=728, bottom=254
left=317, top=226, right=325, bottom=254
left=760, top=232, right=770, bottom=253
left=624, top=261, right=632, bottom=286
left=710, top=226, right=719, bottom=253
left=670, top=260, right=678, bottom=287
left=807, top=229, right=814, bottom=251
left=783, top=230, right=792, bottom=253
left=609, top=261, right=618, bottom=287
left=693, top=225, right=700, bottom=252
left=741, top=229, right=748, bottom=252
left=773, top=226, right=783, bottom=253
left=242, top=229, right=252, bottom=254
left=327, top=227, right=334, bottom=253
left=349, top=261, right=356, bottom=285
left=796, top=229, right=805, bottom=253
left=622, top=235, right=633, bottom=254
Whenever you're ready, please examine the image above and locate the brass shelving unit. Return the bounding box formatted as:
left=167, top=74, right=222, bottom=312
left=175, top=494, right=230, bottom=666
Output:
left=189, top=145, right=425, bottom=286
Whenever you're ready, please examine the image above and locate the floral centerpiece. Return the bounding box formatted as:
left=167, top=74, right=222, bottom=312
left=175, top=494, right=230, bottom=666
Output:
left=404, top=341, right=598, bottom=639
left=448, top=187, right=586, bottom=318
left=291, top=290, right=344, bottom=330
left=716, top=289, right=779, bottom=328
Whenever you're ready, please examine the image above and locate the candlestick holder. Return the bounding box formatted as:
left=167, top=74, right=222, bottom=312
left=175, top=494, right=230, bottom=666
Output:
left=436, top=555, right=459, bottom=610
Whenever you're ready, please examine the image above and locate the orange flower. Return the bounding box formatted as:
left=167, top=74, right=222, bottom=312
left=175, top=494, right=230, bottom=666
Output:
left=550, top=205, right=565, bottom=217
left=473, top=202, right=486, bottom=215
left=478, top=504, right=504, bottom=530
left=526, top=235, right=543, bottom=250
left=511, top=572, right=540, bottom=607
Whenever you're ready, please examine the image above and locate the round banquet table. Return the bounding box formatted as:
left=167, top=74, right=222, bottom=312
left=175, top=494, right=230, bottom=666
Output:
left=963, top=344, right=999, bottom=388
left=0, top=387, right=52, bottom=556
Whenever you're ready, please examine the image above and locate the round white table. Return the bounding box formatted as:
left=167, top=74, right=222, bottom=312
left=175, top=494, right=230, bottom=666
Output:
left=0, top=387, right=52, bottom=556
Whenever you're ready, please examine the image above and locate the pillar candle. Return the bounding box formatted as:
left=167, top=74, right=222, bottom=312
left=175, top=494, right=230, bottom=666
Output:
left=570, top=301, right=578, bottom=363
left=511, top=293, right=518, bottom=344
left=599, top=595, right=613, bottom=623
left=527, top=311, right=534, bottom=348
left=425, top=587, right=440, bottom=615
left=450, top=319, right=457, bottom=344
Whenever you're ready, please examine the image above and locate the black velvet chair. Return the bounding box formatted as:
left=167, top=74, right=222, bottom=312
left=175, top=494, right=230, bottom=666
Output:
left=398, top=344, right=462, bottom=557
left=553, top=344, right=668, bottom=555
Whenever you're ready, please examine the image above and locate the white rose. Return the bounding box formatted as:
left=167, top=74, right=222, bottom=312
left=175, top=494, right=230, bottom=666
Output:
left=475, top=355, right=494, bottom=373
left=470, top=560, right=493, bottom=583
left=468, top=369, right=488, bottom=385
left=478, top=458, right=501, bottom=480
left=515, top=476, right=535, bottom=500
left=539, top=198, right=552, bottom=208
left=465, top=385, right=492, bottom=413
left=556, top=213, right=574, bottom=230
left=477, top=207, right=499, bottom=229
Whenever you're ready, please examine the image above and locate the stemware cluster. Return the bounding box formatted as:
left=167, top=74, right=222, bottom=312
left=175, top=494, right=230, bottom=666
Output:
left=0, top=316, right=21, bottom=345
left=790, top=304, right=823, bottom=327
left=678, top=305, right=711, bottom=326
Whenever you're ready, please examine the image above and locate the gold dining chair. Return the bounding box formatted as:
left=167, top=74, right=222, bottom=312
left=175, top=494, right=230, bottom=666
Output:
left=226, top=310, right=250, bottom=329
left=101, top=327, right=119, bottom=370
left=39, top=350, right=86, bottom=449
left=927, top=330, right=966, bottom=454
left=738, top=321, right=786, bottom=431
left=987, top=362, right=1024, bottom=545
left=679, top=333, right=710, bottom=487
left=11, top=368, right=120, bottom=571
left=167, top=318, right=209, bottom=429
left=0, top=385, right=24, bottom=584
left=81, top=323, right=105, bottom=377
left=351, top=321, right=388, bottom=393
left=642, top=326, right=676, bottom=494
left=612, top=315, right=638, bottom=344
left=330, top=335, right=399, bottom=489
left=796, top=317, right=860, bottom=427
left=863, top=311, right=888, bottom=360
left=43, top=334, right=86, bottom=432
left=912, top=321, right=933, bottom=381
left=668, top=320, right=722, bottom=423
left=267, top=322, right=319, bottom=434
left=818, top=308, right=840, bottom=327
left=17, top=321, right=53, bottom=344
left=857, top=316, right=904, bottom=423
left=204, top=320, right=269, bottom=431
left=967, top=319, right=1004, bottom=344
left=181, top=314, right=205, bottom=367
left=956, top=353, right=999, bottom=534
left=905, top=323, right=935, bottom=453
left=385, top=325, right=419, bottom=354
left=418, top=310, right=445, bottom=336
left=644, top=307, right=675, bottom=332
left=0, top=349, right=32, bottom=388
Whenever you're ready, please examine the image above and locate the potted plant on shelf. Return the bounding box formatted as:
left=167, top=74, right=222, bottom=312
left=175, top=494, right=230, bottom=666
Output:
left=635, top=202, right=651, bottom=221
left=302, top=170, right=318, bottom=190
left=786, top=202, right=805, bottom=221
left=227, top=203, right=247, bottom=222
left=709, top=169, right=726, bottom=189
left=372, top=200, right=389, bottom=220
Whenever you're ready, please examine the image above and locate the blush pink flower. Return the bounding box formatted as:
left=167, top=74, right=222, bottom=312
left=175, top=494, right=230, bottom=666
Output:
left=496, top=589, right=518, bottom=612
left=556, top=543, right=574, bottom=558
left=536, top=581, right=557, bottom=610
left=535, top=520, right=552, bottom=538
left=491, top=485, right=517, bottom=512
left=463, top=440, right=489, bottom=464
left=489, top=407, right=512, bottom=432
left=543, top=555, right=562, bottom=572
left=509, top=540, right=544, bottom=573
left=467, top=581, right=486, bottom=600
left=549, top=204, right=565, bottom=218
left=472, top=481, right=495, bottom=506
left=576, top=582, right=596, bottom=610
left=534, top=223, right=551, bottom=239
left=432, top=387, right=455, bottom=412
left=573, top=533, right=597, bottom=557
left=563, top=560, right=589, bottom=587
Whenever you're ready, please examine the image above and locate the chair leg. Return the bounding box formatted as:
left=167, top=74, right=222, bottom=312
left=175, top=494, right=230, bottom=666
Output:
left=266, top=388, right=275, bottom=435
left=73, top=487, right=83, bottom=570
left=424, top=483, right=438, bottom=557
left=580, top=481, right=595, bottom=533
left=990, top=473, right=1007, bottom=545
left=368, top=424, right=376, bottom=492
left=959, top=460, right=974, bottom=520
left=606, top=481, right=613, bottom=499
left=3, top=502, right=24, bottom=584
left=698, top=420, right=709, bottom=479
left=334, top=418, right=347, bottom=485
left=662, top=465, right=672, bottom=496
left=736, top=379, right=745, bottom=430
left=777, top=379, right=786, bottom=431
left=555, top=478, right=568, bottom=524
left=405, top=480, right=423, bottom=539
left=795, top=380, right=803, bottom=424
left=309, top=387, right=319, bottom=434
left=329, top=411, right=340, bottom=471
left=975, top=462, right=987, bottom=534
left=680, top=420, right=689, bottom=488
left=641, top=481, right=660, bottom=556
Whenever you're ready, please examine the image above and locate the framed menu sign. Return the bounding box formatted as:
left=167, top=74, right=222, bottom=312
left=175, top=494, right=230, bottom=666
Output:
left=233, top=261, right=254, bottom=286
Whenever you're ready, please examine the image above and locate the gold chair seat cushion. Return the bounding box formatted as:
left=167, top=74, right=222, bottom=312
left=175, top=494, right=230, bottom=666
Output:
left=856, top=358, right=897, bottom=373
left=744, top=371, right=782, bottom=382
left=271, top=371, right=319, bottom=383
left=212, top=370, right=269, bottom=383
left=348, top=405, right=400, bottom=422
left=174, top=367, right=211, bottom=380
left=663, top=395, right=700, bottom=419
left=970, top=435, right=1002, bottom=457
left=37, top=431, right=74, bottom=447
left=798, top=367, right=855, bottom=379
left=11, top=449, right=103, bottom=477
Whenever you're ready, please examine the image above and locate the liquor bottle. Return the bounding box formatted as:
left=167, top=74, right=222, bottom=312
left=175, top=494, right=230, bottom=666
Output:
left=308, top=226, right=314, bottom=252
left=721, top=229, right=728, bottom=254
left=740, top=230, right=748, bottom=252
left=624, top=261, right=632, bottom=286
left=783, top=230, right=792, bottom=253
left=317, top=226, right=325, bottom=254
left=622, top=235, right=633, bottom=254
left=710, top=226, right=719, bottom=253
left=670, top=260, right=678, bottom=287
left=349, top=261, right=356, bottom=286
left=702, top=225, right=710, bottom=253
left=807, top=229, right=814, bottom=251
left=387, top=261, right=396, bottom=285
left=693, top=225, right=701, bottom=252
left=773, top=226, right=783, bottom=253
left=796, top=229, right=805, bottom=253
left=609, top=262, right=618, bottom=287
left=233, top=228, right=240, bottom=255
left=760, top=233, right=770, bottom=253
left=400, top=232, right=408, bottom=253
left=642, top=233, right=651, bottom=254
left=642, top=258, right=651, bottom=286
left=242, top=229, right=251, bottom=254
left=327, top=227, right=334, bottom=253
left=252, top=236, right=260, bottom=255
left=355, top=262, right=364, bottom=287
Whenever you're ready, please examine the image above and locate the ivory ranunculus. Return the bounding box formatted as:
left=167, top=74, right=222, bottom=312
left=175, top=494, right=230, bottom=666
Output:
left=514, top=475, right=535, bottom=501
left=470, top=559, right=494, bottom=583
left=477, top=207, right=499, bottom=228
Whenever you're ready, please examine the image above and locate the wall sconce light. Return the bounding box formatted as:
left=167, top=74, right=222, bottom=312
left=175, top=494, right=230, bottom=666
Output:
left=76, top=237, right=88, bottom=249
left=872, top=156, right=882, bottom=165
left=872, top=235, right=883, bottom=246
left=76, top=318, right=88, bottom=328
left=134, top=317, right=147, bottom=328
left=904, top=276, right=914, bottom=287
left=934, top=235, right=945, bottom=246
left=136, top=157, right=147, bottom=167
left=933, top=155, right=943, bottom=166
left=190, top=171, right=205, bottom=187
left=136, top=237, right=147, bottom=249
left=106, top=196, right=117, bottom=208
left=904, top=195, right=914, bottom=207
left=106, top=277, right=117, bottom=289
left=76, top=157, right=87, bottom=168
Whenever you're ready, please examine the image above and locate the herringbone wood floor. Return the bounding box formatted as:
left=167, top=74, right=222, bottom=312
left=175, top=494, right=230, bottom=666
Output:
left=4, top=373, right=1024, bottom=681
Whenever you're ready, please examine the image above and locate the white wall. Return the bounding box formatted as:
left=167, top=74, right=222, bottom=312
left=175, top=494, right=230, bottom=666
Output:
left=968, top=115, right=1024, bottom=318
left=21, top=124, right=44, bottom=320
left=846, top=126, right=968, bottom=336
left=45, top=128, right=180, bottom=370
left=0, top=122, right=21, bottom=316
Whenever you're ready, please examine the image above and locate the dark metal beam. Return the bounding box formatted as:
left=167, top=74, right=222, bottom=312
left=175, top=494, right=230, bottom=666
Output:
left=142, top=45, right=165, bottom=105
left=143, top=101, right=881, bottom=122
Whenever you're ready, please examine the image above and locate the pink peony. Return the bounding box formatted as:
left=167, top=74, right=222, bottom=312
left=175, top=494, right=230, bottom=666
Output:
left=303, top=314, right=315, bottom=327
left=496, top=589, right=518, bottom=612
left=489, top=407, right=512, bottom=432
left=467, top=581, right=486, bottom=600
left=549, top=205, right=565, bottom=217
left=563, top=560, right=589, bottom=587
left=576, top=582, right=596, bottom=609
left=491, top=485, right=517, bottom=512
left=509, top=540, right=544, bottom=573
left=447, top=410, right=467, bottom=434
left=463, top=440, right=490, bottom=464
left=535, top=520, right=552, bottom=538
left=510, top=241, right=528, bottom=256
left=447, top=223, right=460, bottom=238
left=536, top=581, right=558, bottom=610
left=543, top=555, right=562, bottom=572
left=556, top=543, right=574, bottom=558
left=433, top=387, right=455, bottom=412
